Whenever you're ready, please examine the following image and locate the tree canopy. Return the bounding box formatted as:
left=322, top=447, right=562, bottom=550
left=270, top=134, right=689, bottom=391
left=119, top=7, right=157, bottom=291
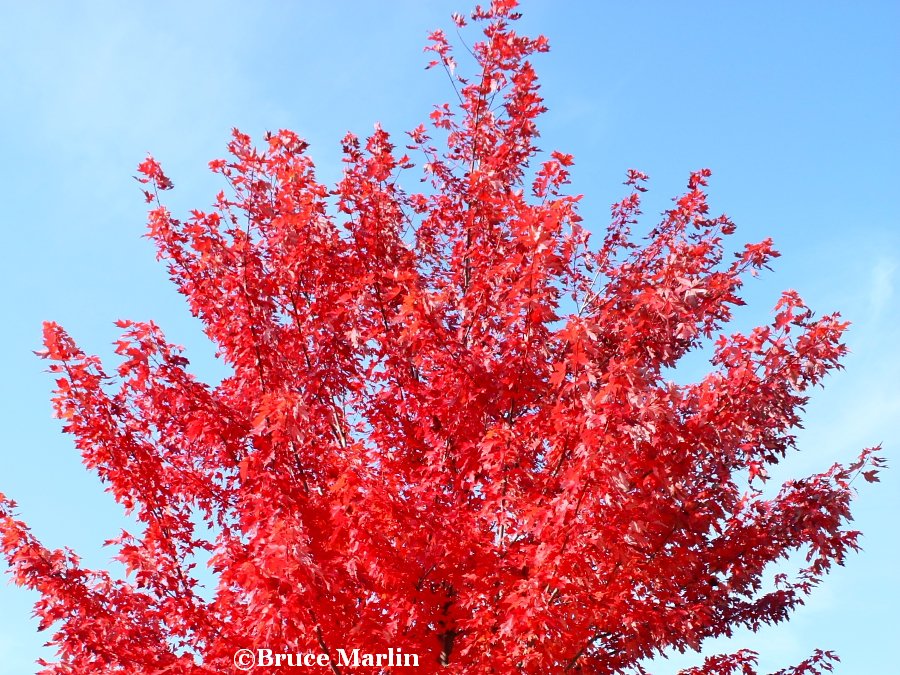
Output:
left=0, top=2, right=882, bottom=673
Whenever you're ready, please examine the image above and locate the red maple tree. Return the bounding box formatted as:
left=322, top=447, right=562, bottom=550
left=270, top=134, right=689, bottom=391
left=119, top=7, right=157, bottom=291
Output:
left=0, top=2, right=883, bottom=673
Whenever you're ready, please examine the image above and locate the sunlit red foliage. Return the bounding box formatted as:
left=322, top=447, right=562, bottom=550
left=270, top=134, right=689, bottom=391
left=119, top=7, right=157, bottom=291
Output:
left=1, top=2, right=882, bottom=673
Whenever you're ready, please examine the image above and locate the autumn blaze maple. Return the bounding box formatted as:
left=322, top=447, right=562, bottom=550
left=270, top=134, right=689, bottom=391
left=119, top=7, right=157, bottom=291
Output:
left=0, top=2, right=883, bottom=674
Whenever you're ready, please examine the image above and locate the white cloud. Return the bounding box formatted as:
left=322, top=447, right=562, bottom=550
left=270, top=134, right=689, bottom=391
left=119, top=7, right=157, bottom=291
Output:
left=869, top=257, right=896, bottom=317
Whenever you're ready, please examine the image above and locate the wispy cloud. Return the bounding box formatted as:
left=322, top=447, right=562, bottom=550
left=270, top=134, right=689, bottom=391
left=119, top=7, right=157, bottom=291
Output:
left=869, top=257, right=896, bottom=317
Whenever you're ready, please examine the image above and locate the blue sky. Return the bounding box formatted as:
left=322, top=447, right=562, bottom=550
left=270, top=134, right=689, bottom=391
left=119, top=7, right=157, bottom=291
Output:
left=0, top=1, right=897, bottom=672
